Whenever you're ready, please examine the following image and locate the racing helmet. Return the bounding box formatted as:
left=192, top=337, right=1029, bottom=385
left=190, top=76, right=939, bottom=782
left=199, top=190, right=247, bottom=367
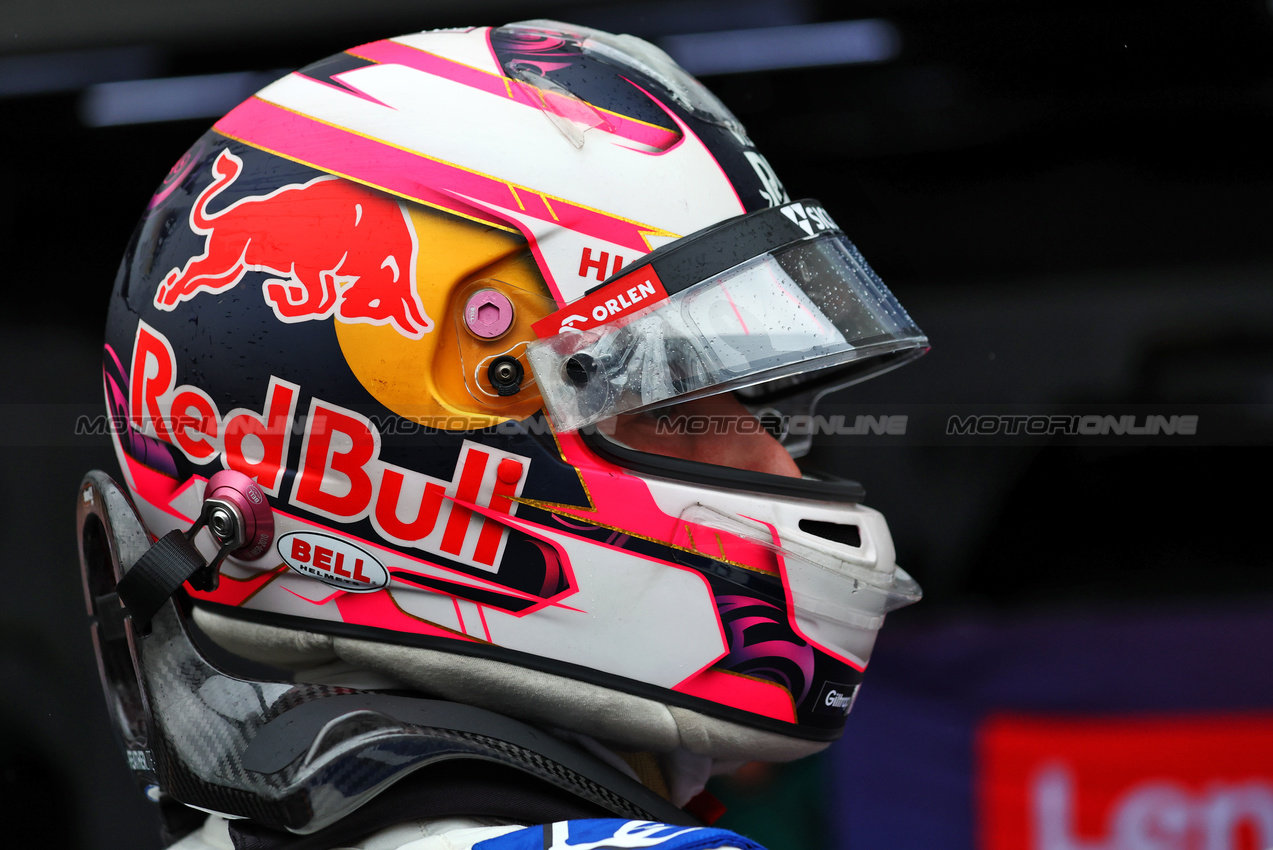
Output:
left=103, top=20, right=928, bottom=766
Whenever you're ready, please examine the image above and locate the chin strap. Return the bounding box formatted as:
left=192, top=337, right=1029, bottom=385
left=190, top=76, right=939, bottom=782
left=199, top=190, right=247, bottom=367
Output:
left=113, top=470, right=274, bottom=634
left=114, top=528, right=216, bottom=635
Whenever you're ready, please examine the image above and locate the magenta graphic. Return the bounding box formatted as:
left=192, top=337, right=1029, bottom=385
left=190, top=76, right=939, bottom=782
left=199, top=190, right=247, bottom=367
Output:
left=149, top=142, right=203, bottom=211
left=716, top=595, right=815, bottom=704
left=489, top=28, right=579, bottom=74
left=154, top=150, right=432, bottom=339
left=349, top=37, right=679, bottom=153
left=104, top=343, right=177, bottom=479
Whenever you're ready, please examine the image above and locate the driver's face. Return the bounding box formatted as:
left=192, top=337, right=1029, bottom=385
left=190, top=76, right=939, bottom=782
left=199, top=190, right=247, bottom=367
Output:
left=604, top=393, right=802, bottom=479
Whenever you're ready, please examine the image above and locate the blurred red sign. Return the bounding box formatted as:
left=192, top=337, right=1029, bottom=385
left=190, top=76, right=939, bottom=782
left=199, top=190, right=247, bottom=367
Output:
left=977, top=714, right=1273, bottom=850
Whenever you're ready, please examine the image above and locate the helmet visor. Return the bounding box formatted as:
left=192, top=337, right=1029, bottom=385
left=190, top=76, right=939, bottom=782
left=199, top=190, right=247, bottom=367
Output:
left=526, top=203, right=928, bottom=432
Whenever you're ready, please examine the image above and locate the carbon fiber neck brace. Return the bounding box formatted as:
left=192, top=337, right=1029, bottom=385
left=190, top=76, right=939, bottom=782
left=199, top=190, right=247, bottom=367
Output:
left=78, top=471, right=695, bottom=837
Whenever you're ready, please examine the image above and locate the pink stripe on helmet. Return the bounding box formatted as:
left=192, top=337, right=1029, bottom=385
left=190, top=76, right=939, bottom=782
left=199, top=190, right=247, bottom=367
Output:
left=186, top=565, right=288, bottom=607
left=673, top=667, right=797, bottom=723
left=214, top=97, right=667, bottom=304
left=554, top=430, right=781, bottom=574
left=351, top=39, right=680, bottom=152
left=118, top=449, right=189, bottom=522
left=336, top=587, right=481, bottom=640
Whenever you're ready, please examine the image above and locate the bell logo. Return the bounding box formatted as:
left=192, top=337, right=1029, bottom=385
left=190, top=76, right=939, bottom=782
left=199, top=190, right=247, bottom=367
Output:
left=979, top=714, right=1273, bottom=850
left=279, top=531, right=388, bottom=592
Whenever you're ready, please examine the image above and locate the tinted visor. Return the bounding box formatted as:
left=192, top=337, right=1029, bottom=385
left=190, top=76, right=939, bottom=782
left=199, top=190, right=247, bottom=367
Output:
left=526, top=201, right=928, bottom=432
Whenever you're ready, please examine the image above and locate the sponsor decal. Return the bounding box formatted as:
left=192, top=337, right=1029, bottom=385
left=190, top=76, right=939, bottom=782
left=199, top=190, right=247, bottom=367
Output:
left=532, top=265, right=668, bottom=337
left=745, top=149, right=790, bottom=207
left=154, top=149, right=433, bottom=339
left=127, top=321, right=531, bottom=573
left=577, top=246, right=628, bottom=283
left=278, top=531, right=387, bottom=591
left=130, top=320, right=298, bottom=493
left=778, top=201, right=837, bottom=237
left=978, top=713, right=1273, bottom=850
left=813, top=681, right=859, bottom=716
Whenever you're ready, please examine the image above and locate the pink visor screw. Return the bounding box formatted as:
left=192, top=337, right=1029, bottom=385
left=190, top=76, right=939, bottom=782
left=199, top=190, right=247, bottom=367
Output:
left=464, top=289, right=515, bottom=339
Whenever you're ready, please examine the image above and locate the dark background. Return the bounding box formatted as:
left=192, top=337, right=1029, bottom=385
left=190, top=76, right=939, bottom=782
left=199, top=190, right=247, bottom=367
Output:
left=2, top=1, right=1270, bottom=847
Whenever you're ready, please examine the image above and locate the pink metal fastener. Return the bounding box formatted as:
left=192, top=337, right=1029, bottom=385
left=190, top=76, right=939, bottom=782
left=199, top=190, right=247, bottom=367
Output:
left=204, top=469, right=274, bottom=560
left=464, top=289, right=515, bottom=339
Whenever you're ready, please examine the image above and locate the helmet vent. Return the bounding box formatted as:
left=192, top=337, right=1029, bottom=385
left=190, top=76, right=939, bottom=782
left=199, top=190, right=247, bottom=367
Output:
left=798, top=519, right=861, bottom=548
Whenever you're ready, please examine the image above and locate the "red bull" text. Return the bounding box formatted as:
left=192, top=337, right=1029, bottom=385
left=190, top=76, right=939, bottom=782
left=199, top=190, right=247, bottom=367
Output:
left=128, top=321, right=528, bottom=572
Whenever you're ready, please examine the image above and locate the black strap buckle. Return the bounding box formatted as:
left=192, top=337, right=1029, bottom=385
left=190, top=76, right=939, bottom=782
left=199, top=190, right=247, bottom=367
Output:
left=115, top=496, right=246, bottom=634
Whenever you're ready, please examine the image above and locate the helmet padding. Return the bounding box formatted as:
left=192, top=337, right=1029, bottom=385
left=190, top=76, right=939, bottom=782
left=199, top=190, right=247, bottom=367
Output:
left=195, top=606, right=829, bottom=765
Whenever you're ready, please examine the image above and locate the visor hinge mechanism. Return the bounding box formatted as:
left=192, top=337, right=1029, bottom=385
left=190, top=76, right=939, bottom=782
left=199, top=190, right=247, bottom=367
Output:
left=115, top=471, right=273, bottom=635
left=488, top=355, right=525, bottom=396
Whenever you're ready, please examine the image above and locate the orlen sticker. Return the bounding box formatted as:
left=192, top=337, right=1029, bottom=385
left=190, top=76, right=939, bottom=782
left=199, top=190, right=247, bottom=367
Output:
left=531, top=265, right=667, bottom=337
left=278, top=531, right=387, bottom=592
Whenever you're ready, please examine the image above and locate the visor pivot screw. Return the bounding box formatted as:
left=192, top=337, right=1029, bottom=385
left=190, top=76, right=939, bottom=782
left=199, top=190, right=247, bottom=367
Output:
left=464, top=289, right=515, bottom=339
left=565, top=354, right=593, bottom=387
left=488, top=356, right=524, bottom=396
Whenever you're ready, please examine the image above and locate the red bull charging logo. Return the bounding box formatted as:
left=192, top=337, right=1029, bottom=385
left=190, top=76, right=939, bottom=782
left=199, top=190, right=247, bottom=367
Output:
left=154, top=150, right=433, bottom=339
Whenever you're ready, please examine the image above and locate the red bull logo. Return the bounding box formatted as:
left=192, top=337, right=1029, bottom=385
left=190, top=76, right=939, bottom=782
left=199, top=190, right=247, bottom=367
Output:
left=129, top=320, right=531, bottom=572
left=153, top=149, right=433, bottom=339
